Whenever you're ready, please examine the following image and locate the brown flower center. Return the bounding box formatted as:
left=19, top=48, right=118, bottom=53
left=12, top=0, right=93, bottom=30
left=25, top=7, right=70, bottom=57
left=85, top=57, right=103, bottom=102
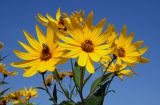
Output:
left=117, top=47, right=125, bottom=57
left=58, top=17, right=65, bottom=26
left=58, top=17, right=67, bottom=31
left=41, top=44, right=52, bottom=61
left=81, top=40, right=94, bottom=52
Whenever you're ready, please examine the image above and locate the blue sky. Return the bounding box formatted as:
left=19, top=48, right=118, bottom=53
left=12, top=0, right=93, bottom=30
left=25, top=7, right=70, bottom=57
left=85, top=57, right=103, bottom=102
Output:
left=0, top=0, right=160, bottom=105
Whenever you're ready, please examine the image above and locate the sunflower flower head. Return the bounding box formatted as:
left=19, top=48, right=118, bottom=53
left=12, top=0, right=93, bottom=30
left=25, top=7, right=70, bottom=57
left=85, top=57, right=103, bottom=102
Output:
left=0, top=95, right=11, bottom=105
left=0, top=63, right=17, bottom=77
left=113, top=25, right=149, bottom=65
left=45, top=75, right=54, bottom=87
left=105, top=62, right=136, bottom=80
left=22, top=87, right=38, bottom=100
left=9, top=90, right=24, bottom=104
left=11, top=25, right=65, bottom=77
left=71, top=10, right=85, bottom=24
left=58, top=11, right=114, bottom=73
left=37, top=8, right=68, bottom=34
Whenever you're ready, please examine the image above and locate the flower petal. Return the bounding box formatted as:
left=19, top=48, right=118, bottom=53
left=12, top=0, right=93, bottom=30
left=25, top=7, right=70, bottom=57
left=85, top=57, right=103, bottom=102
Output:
left=89, top=52, right=101, bottom=62
left=13, top=50, right=39, bottom=60
left=23, top=31, right=42, bottom=51
left=11, top=59, right=40, bottom=68
left=78, top=52, right=88, bottom=67
left=36, top=25, right=46, bottom=44
left=86, top=57, right=94, bottom=73
left=23, top=65, right=38, bottom=77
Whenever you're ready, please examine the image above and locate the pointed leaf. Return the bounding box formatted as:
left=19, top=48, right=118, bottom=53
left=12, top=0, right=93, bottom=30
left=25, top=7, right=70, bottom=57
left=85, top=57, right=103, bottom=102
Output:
left=90, top=73, right=112, bottom=94
left=0, top=88, right=10, bottom=97
left=59, top=101, right=76, bottom=105
left=73, top=62, right=81, bottom=88
left=53, top=84, right=57, bottom=103
left=36, top=87, right=46, bottom=91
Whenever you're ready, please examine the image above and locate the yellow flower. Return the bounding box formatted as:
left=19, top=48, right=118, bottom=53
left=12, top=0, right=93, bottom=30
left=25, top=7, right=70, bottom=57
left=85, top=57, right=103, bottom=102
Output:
left=105, top=62, right=136, bottom=80
left=0, top=95, right=11, bottom=104
left=113, top=26, right=149, bottom=65
left=0, top=42, right=3, bottom=50
left=37, top=8, right=68, bottom=34
left=71, top=10, right=85, bottom=24
left=11, top=25, right=65, bottom=77
left=44, top=71, right=74, bottom=86
left=9, top=90, right=24, bottom=104
left=22, top=87, right=38, bottom=100
left=0, top=63, right=17, bottom=77
left=45, top=75, right=54, bottom=87
left=67, top=71, right=74, bottom=78
left=57, top=13, right=114, bottom=73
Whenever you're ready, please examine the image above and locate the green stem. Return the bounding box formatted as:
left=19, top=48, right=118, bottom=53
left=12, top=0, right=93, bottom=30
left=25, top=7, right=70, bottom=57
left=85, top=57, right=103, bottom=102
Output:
left=79, top=67, right=85, bottom=103
left=103, top=55, right=116, bottom=75
left=41, top=73, right=56, bottom=105
left=84, top=63, right=104, bottom=86
left=57, top=79, right=73, bottom=101
left=101, top=76, right=114, bottom=105
left=70, top=59, right=84, bottom=102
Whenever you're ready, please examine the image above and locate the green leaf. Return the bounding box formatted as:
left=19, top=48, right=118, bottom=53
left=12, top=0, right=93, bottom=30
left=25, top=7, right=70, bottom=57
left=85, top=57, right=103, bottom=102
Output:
left=53, top=84, right=57, bottom=103
left=83, top=95, right=103, bottom=105
left=94, top=81, right=110, bottom=96
left=90, top=73, right=112, bottom=94
left=59, top=101, right=76, bottom=105
left=84, top=81, right=110, bottom=105
left=0, top=88, right=10, bottom=97
left=73, top=62, right=81, bottom=88
left=35, top=87, right=46, bottom=91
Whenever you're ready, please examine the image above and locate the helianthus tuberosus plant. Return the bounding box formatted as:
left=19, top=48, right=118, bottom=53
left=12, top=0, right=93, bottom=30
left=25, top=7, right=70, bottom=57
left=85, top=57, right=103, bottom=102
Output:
left=0, top=8, right=149, bottom=105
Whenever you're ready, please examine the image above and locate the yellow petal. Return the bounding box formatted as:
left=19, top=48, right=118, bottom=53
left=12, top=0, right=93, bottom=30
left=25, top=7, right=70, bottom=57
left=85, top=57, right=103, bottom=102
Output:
left=18, top=41, right=37, bottom=53
left=139, top=57, right=149, bottom=63
left=124, top=56, right=139, bottom=63
left=93, top=34, right=108, bottom=46
left=46, top=25, right=56, bottom=50
left=37, top=61, right=47, bottom=73
left=119, top=70, right=133, bottom=77
left=116, top=58, right=122, bottom=65
left=117, top=26, right=127, bottom=47
left=56, top=8, right=61, bottom=20
left=78, top=52, right=88, bottom=67
left=36, top=25, right=46, bottom=44
left=121, top=25, right=127, bottom=36
left=124, top=32, right=134, bottom=48
left=138, top=47, right=148, bottom=55
left=63, top=50, right=81, bottom=58
left=57, top=32, right=81, bottom=46
left=36, top=13, right=49, bottom=26
left=91, top=18, right=106, bottom=41
left=86, top=58, right=94, bottom=73
left=64, top=18, right=83, bottom=43
left=13, top=50, right=39, bottom=60
left=132, top=40, right=143, bottom=48
left=23, top=31, right=42, bottom=51
left=23, top=65, right=38, bottom=77
left=86, top=11, right=93, bottom=29
left=89, top=52, right=101, bottom=62
left=126, top=51, right=141, bottom=56
left=52, top=51, right=64, bottom=58
left=46, top=13, right=57, bottom=23
left=57, top=42, right=81, bottom=50
left=94, top=44, right=110, bottom=50
left=11, top=59, right=40, bottom=68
